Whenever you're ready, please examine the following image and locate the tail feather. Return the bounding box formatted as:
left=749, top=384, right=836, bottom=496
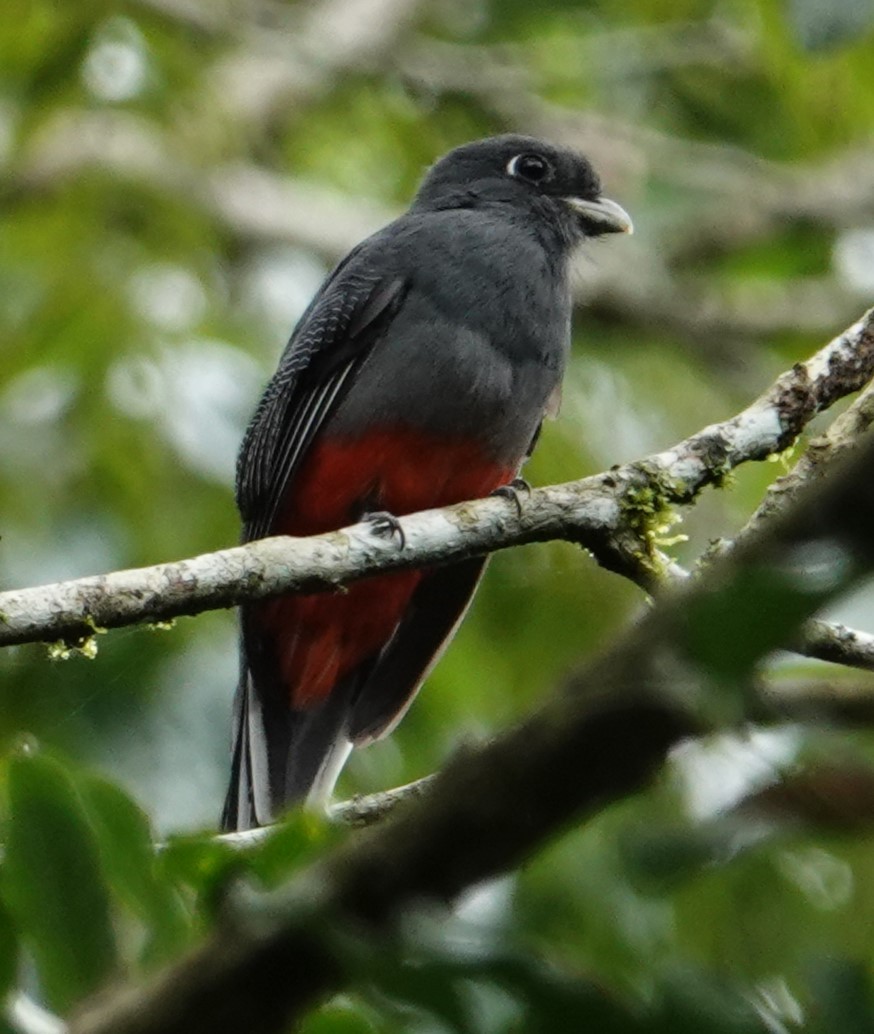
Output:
left=221, top=669, right=270, bottom=831
left=282, top=683, right=357, bottom=806
left=221, top=660, right=360, bottom=832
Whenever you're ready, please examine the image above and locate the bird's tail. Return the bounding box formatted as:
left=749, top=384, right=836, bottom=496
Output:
left=221, top=661, right=358, bottom=832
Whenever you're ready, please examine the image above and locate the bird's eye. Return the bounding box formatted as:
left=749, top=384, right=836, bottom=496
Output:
left=506, top=153, right=552, bottom=183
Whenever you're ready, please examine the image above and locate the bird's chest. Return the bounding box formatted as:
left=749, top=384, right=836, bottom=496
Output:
left=325, top=224, right=570, bottom=472
left=393, top=257, right=566, bottom=405
left=420, top=271, right=569, bottom=440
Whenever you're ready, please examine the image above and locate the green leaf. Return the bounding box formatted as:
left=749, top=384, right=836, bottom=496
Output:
left=485, top=956, right=637, bottom=1033
left=653, top=970, right=772, bottom=1033
left=619, top=822, right=748, bottom=891
left=2, top=750, right=119, bottom=1012
left=160, top=812, right=340, bottom=912
left=78, top=774, right=191, bottom=965
left=244, top=811, right=340, bottom=887
left=336, top=909, right=643, bottom=1034
left=158, top=834, right=238, bottom=904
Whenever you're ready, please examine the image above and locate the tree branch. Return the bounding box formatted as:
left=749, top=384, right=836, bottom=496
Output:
left=761, top=675, right=874, bottom=726
left=795, top=620, right=874, bottom=672
left=215, top=662, right=874, bottom=849
left=1, top=309, right=872, bottom=651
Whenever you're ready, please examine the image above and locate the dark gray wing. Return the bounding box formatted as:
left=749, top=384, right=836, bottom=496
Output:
left=237, top=268, right=407, bottom=542
left=222, top=264, right=407, bottom=831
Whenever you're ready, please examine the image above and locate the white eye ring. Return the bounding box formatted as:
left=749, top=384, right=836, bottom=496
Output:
left=506, top=153, right=551, bottom=182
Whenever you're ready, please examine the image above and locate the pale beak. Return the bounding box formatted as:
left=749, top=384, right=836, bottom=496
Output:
left=563, top=195, right=634, bottom=236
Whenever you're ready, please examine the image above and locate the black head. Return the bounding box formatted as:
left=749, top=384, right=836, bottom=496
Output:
left=412, top=134, right=632, bottom=246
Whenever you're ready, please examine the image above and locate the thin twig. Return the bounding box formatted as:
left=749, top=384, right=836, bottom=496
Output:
left=213, top=776, right=436, bottom=849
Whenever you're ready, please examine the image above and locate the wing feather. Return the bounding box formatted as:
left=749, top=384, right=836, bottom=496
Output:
left=222, top=266, right=407, bottom=829
left=237, top=270, right=406, bottom=541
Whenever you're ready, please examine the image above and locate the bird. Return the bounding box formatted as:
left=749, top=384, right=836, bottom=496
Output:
left=221, top=134, right=632, bottom=831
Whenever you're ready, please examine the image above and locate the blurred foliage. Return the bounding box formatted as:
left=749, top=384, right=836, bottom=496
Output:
left=1, top=0, right=874, bottom=1029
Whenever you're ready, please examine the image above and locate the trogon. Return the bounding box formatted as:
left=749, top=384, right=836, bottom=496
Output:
left=222, top=134, right=632, bottom=831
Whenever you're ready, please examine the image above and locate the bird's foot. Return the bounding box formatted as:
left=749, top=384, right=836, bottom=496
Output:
left=490, top=478, right=531, bottom=517
left=364, top=510, right=406, bottom=548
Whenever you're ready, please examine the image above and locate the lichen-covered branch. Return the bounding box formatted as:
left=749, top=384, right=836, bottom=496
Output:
left=796, top=620, right=874, bottom=672
left=0, top=308, right=872, bottom=651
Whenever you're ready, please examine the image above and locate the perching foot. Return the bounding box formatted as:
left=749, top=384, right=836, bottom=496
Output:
left=490, top=477, right=531, bottom=517
left=364, top=510, right=406, bottom=548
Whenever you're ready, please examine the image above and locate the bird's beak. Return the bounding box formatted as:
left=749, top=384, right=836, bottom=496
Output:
left=563, top=195, right=634, bottom=236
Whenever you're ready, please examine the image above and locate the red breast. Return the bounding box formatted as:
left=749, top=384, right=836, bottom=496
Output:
left=256, top=426, right=515, bottom=708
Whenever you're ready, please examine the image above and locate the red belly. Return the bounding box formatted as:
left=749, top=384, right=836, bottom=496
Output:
left=257, top=427, right=515, bottom=708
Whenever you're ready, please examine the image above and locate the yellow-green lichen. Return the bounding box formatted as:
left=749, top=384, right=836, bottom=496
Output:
left=46, top=616, right=106, bottom=660
left=711, top=466, right=737, bottom=490
left=767, top=442, right=798, bottom=471
left=47, top=636, right=99, bottom=661
left=619, top=475, right=689, bottom=570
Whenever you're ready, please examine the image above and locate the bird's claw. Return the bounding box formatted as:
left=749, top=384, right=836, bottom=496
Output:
left=490, top=477, right=531, bottom=517
left=364, top=510, right=406, bottom=548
